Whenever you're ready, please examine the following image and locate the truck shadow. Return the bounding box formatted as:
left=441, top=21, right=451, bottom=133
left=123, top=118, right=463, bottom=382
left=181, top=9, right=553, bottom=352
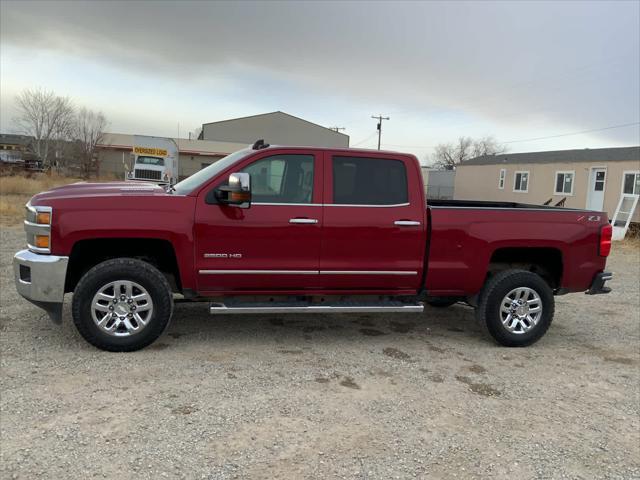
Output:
left=156, top=302, right=486, bottom=349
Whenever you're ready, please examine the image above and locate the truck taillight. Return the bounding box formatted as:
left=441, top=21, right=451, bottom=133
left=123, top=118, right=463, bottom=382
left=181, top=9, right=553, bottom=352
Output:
left=599, top=224, right=612, bottom=257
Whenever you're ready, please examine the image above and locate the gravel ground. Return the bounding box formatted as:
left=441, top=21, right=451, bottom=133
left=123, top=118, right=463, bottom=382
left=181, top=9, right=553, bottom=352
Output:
left=1, top=225, right=639, bottom=479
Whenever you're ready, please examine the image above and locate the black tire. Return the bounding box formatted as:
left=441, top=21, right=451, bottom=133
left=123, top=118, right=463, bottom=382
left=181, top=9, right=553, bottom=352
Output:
left=476, top=269, right=554, bottom=347
left=425, top=297, right=458, bottom=308
left=71, top=258, right=173, bottom=352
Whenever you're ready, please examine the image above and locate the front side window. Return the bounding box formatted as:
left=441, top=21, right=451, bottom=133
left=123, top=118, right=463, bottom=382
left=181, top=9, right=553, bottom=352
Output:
left=623, top=172, right=640, bottom=195
left=498, top=169, right=506, bottom=189
left=555, top=171, right=574, bottom=195
left=136, top=156, right=164, bottom=166
left=332, top=156, right=408, bottom=205
left=173, top=148, right=252, bottom=195
left=243, top=154, right=314, bottom=204
left=514, top=171, right=529, bottom=192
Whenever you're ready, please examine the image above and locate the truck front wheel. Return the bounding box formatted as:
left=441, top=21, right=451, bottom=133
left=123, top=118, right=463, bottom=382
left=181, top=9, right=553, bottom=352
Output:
left=476, top=269, right=554, bottom=347
left=71, top=258, right=174, bottom=352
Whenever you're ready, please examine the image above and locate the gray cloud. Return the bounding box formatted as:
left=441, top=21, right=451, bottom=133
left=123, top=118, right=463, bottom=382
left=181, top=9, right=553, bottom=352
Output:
left=1, top=0, right=639, bottom=146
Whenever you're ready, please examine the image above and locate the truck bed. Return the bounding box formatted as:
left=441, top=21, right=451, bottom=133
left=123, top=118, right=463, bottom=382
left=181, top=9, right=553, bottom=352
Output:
left=424, top=200, right=608, bottom=297
left=428, top=199, right=583, bottom=211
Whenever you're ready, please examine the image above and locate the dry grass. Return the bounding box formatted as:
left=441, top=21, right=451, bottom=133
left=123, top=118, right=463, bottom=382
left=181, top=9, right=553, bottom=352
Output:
left=0, top=173, right=115, bottom=225
left=0, top=173, right=84, bottom=196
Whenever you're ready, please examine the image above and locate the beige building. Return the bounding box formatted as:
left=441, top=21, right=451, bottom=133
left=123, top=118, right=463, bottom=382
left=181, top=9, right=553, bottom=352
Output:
left=97, top=133, right=247, bottom=179
left=200, top=111, right=349, bottom=148
left=454, top=146, right=640, bottom=221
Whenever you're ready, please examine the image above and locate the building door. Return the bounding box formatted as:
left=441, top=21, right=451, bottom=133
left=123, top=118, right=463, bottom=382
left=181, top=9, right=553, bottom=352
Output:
left=586, top=167, right=606, bottom=211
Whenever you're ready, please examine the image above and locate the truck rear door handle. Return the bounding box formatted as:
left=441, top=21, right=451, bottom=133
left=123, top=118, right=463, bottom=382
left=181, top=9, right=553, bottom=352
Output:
left=394, top=220, right=421, bottom=226
left=289, top=218, right=318, bottom=224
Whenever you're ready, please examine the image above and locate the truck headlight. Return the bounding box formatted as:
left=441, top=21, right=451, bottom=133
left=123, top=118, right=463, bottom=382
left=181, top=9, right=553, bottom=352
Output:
left=36, top=211, right=51, bottom=225
left=25, top=204, right=52, bottom=254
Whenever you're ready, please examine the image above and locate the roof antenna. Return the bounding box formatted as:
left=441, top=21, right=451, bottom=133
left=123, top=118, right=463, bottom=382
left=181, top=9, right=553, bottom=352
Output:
left=252, top=139, right=270, bottom=150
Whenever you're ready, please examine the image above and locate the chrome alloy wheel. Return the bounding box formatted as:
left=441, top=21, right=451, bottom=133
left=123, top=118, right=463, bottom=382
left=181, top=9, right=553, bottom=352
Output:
left=90, top=280, right=153, bottom=337
left=499, top=287, right=543, bottom=335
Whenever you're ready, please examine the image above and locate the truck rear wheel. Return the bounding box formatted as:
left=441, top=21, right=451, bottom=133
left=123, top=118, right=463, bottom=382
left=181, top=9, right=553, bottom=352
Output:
left=71, top=258, right=173, bottom=352
left=476, top=269, right=554, bottom=347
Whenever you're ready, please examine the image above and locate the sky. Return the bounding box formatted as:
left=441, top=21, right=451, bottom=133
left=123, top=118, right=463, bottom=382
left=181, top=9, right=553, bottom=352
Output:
left=1, top=0, right=639, bottom=164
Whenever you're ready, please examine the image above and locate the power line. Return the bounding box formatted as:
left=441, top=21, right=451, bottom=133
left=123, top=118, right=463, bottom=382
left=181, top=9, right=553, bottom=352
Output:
left=352, top=131, right=378, bottom=147
left=502, top=122, right=640, bottom=144
left=377, top=121, right=640, bottom=150
left=371, top=114, right=390, bottom=150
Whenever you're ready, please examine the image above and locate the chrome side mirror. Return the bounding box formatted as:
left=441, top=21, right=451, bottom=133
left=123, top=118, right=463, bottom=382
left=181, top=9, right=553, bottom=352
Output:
left=215, top=172, right=251, bottom=209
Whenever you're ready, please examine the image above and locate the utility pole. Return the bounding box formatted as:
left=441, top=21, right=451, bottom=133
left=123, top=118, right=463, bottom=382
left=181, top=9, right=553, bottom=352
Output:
left=329, top=127, right=346, bottom=133
left=371, top=114, right=389, bottom=150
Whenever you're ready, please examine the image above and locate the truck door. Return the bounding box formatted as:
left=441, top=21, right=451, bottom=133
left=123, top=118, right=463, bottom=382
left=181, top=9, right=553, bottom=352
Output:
left=194, top=150, right=323, bottom=293
left=319, top=153, right=426, bottom=291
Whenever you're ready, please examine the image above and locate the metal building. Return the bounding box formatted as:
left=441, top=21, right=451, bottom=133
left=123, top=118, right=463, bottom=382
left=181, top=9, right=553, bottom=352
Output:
left=200, top=111, right=349, bottom=148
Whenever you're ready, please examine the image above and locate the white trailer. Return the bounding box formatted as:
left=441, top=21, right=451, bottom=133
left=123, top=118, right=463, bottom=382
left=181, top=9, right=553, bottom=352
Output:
left=126, top=135, right=179, bottom=185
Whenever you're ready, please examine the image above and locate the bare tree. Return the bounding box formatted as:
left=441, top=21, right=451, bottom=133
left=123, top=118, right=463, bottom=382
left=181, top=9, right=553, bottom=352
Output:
left=14, top=88, right=75, bottom=167
left=431, top=136, right=507, bottom=170
left=75, top=108, right=107, bottom=177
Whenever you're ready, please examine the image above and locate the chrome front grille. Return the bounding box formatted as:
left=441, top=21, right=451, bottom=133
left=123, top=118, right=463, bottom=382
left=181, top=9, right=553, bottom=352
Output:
left=134, top=169, right=162, bottom=180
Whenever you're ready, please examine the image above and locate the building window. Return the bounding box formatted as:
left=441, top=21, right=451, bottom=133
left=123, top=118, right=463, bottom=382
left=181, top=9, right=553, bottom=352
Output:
left=622, top=171, right=640, bottom=195
left=554, top=171, right=574, bottom=195
left=498, top=169, right=506, bottom=189
left=513, top=171, right=529, bottom=193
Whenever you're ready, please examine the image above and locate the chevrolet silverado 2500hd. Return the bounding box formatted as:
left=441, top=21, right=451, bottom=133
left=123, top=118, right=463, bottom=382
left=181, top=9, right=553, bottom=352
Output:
left=14, top=141, right=613, bottom=351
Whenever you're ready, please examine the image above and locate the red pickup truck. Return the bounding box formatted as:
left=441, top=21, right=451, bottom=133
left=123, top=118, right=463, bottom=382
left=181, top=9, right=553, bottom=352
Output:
left=14, top=141, right=613, bottom=351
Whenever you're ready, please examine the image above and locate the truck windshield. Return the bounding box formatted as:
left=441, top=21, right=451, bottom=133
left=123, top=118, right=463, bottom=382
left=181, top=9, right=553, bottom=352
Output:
left=136, top=156, right=165, bottom=166
left=172, top=148, right=253, bottom=195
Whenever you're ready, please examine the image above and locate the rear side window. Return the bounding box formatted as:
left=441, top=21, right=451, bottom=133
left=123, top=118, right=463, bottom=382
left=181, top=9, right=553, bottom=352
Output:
left=332, top=156, right=408, bottom=205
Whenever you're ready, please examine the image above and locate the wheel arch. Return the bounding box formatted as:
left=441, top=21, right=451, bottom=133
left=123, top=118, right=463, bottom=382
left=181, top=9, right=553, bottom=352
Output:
left=487, top=247, right=563, bottom=290
left=65, top=238, right=183, bottom=294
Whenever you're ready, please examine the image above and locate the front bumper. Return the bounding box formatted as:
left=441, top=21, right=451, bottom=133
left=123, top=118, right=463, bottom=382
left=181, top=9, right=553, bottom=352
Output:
left=13, top=249, right=69, bottom=323
left=586, top=271, right=613, bottom=295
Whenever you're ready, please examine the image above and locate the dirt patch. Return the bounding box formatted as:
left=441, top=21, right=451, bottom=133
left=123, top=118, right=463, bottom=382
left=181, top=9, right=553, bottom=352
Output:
left=428, top=344, right=446, bottom=354
left=360, top=328, right=387, bottom=336
left=383, top=347, right=411, bottom=360
left=339, top=377, right=361, bottom=389
left=389, top=321, right=415, bottom=333
left=468, top=364, right=487, bottom=374
left=455, top=375, right=501, bottom=397
left=148, top=343, right=170, bottom=350
left=302, top=325, right=325, bottom=333
left=315, top=377, right=330, bottom=384
left=171, top=405, right=198, bottom=415
left=168, top=332, right=185, bottom=339
left=429, top=374, right=445, bottom=383
left=277, top=349, right=304, bottom=355
left=353, top=319, right=375, bottom=327
left=603, top=356, right=635, bottom=365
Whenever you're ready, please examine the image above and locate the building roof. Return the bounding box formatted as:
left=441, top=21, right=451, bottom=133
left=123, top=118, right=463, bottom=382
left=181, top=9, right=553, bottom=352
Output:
left=461, top=146, right=640, bottom=166
left=98, top=133, right=248, bottom=156
left=202, top=111, right=349, bottom=139
left=0, top=133, right=35, bottom=147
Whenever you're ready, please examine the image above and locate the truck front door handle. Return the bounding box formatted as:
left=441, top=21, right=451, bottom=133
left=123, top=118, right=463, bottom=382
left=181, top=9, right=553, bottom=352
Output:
left=394, top=220, right=421, bottom=226
left=289, top=218, right=318, bottom=224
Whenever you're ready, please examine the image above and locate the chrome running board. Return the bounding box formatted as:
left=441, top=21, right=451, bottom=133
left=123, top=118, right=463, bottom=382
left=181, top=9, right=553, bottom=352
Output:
left=209, top=300, right=424, bottom=315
